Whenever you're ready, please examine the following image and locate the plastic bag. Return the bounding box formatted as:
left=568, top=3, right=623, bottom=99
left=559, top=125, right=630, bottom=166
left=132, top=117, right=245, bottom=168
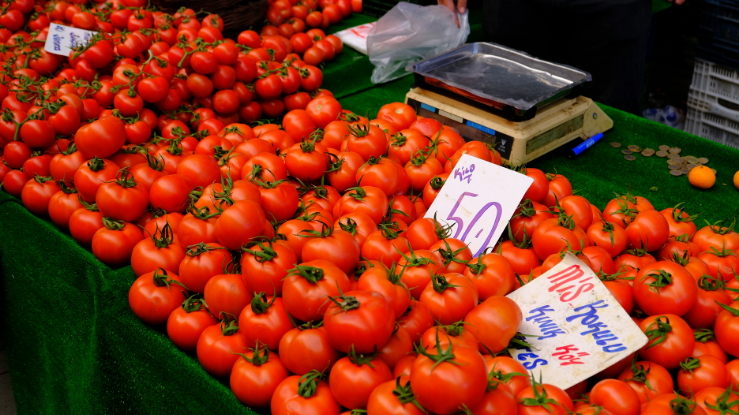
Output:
left=367, top=3, right=470, bottom=85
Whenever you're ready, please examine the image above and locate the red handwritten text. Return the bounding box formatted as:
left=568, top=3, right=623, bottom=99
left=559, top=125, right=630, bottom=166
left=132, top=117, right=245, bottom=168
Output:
left=552, top=345, right=589, bottom=366
left=546, top=265, right=595, bottom=302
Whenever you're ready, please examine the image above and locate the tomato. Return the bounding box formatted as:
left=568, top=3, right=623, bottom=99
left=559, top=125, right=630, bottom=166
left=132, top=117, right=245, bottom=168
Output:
left=128, top=268, right=188, bottom=325
left=589, top=379, right=641, bottom=415
left=378, top=103, right=417, bottom=131
left=396, top=298, right=435, bottom=344
left=179, top=243, right=233, bottom=294
left=430, top=238, right=472, bottom=274
left=532, top=216, right=589, bottom=261
left=543, top=173, right=573, bottom=207
left=130, top=222, right=185, bottom=277
left=693, top=329, right=728, bottom=363
left=587, top=217, right=628, bottom=258
left=91, top=219, right=144, bottom=267
left=633, top=261, right=697, bottom=316
left=230, top=344, right=289, bottom=408
left=279, top=325, right=341, bottom=375
left=95, top=168, right=149, bottom=223
left=323, top=290, right=395, bottom=353
left=693, top=218, right=739, bottom=253
left=419, top=273, right=478, bottom=326
left=465, top=296, right=522, bottom=354
left=240, top=239, right=297, bottom=296
left=21, top=175, right=60, bottom=216
left=715, top=300, right=739, bottom=357
left=239, top=293, right=293, bottom=351
left=75, top=110, right=126, bottom=159
left=684, top=275, right=732, bottom=329
left=517, top=382, right=574, bottom=415
left=165, top=293, right=218, bottom=351
left=660, top=204, right=699, bottom=238
left=639, top=314, right=695, bottom=369
left=464, top=252, right=516, bottom=300
left=510, top=200, right=552, bottom=243
left=617, top=359, right=673, bottom=403
left=149, top=174, right=194, bottom=214
left=327, top=151, right=363, bottom=192
left=271, top=371, right=341, bottom=415
left=329, top=349, right=393, bottom=409
left=485, top=356, right=532, bottom=396
left=356, top=262, right=411, bottom=318
left=201, top=272, right=252, bottom=320
left=411, top=343, right=488, bottom=414
left=196, top=316, right=248, bottom=378
left=48, top=184, right=83, bottom=230
left=347, top=123, right=389, bottom=161
left=625, top=209, right=670, bottom=252
left=677, top=356, right=729, bottom=395
left=336, top=186, right=389, bottom=225
left=282, top=260, right=351, bottom=322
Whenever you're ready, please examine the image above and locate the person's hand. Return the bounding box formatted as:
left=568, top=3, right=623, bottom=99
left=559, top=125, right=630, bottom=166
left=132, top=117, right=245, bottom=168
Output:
left=438, top=0, right=466, bottom=28
left=665, top=0, right=686, bottom=4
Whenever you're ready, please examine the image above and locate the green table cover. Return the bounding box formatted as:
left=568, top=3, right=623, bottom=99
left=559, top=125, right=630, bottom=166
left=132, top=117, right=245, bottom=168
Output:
left=1, top=12, right=738, bottom=415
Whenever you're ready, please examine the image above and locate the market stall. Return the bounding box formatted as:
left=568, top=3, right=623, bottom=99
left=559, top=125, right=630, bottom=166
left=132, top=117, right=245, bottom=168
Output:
left=1, top=5, right=739, bottom=415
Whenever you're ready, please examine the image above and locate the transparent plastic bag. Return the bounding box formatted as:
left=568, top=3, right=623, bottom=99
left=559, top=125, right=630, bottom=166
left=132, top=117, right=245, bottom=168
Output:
left=367, top=3, right=470, bottom=85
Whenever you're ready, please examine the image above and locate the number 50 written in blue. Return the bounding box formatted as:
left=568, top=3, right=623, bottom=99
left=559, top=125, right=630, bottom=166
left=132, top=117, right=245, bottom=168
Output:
left=446, top=191, right=502, bottom=257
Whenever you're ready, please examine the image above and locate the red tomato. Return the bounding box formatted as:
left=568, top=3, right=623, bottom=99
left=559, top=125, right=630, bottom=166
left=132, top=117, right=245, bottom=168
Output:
left=95, top=168, right=149, bottom=223
left=130, top=222, right=185, bottom=276
left=179, top=243, right=233, bottom=294
left=589, top=379, right=641, bottom=415
left=230, top=345, right=289, bottom=408
left=329, top=350, right=393, bottom=409
left=278, top=325, right=341, bottom=375
left=128, top=269, right=188, bottom=325
left=167, top=295, right=218, bottom=352
left=638, top=314, right=695, bottom=369
left=91, top=219, right=144, bottom=267
left=367, top=377, right=427, bottom=415
left=419, top=273, right=478, bottom=325
left=677, top=356, right=729, bottom=395
left=465, top=296, right=522, bottom=354
left=271, top=372, right=341, bottom=415
left=324, top=290, right=395, bottom=354
left=633, top=261, right=697, bottom=316
left=282, top=260, right=351, bottom=322
left=239, top=293, right=293, bottom=351
left=196, top=316, right=248, bottom=378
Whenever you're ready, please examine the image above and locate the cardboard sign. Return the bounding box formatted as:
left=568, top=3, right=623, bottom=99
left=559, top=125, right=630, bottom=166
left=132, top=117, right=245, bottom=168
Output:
left=423, top=154, right=533, bottom=257
left=44, top=23, right=95, bottom=56
left=334, top=22, right=376, bottom=55
left=506, top=254, right=648, bottom=390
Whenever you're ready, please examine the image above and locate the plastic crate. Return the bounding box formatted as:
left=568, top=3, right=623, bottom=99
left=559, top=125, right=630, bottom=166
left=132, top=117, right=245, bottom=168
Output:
left=697, top=0, right=739, bottom=70
left=691, top=58, right=739, bottom=104
left=684, top=106, right=739, bottom=149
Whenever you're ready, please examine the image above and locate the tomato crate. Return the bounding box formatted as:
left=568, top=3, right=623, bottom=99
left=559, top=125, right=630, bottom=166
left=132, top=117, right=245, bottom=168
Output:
left=698, top=0, right=739, bottom=70
left=691, top=58, right=739, bottom=104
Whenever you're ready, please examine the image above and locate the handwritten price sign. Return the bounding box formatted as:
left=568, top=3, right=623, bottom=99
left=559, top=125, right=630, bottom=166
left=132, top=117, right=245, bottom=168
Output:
left=44, top=23, right=96, bottom=57
left=507, top=254, right=648, bottom=390
left=424, top=154, right=534, bottom=257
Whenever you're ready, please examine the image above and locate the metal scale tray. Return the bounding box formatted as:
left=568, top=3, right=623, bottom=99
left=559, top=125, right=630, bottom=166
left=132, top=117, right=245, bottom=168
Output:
left=407, top=42, right=592, bottom=122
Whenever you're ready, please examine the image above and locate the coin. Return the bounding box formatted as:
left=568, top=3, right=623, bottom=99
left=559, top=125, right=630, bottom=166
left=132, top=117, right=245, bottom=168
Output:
left=621, top=149, right=633, bottom=155
left=624, top=155, right=636, bottom=161
left=628, top=145, right=641, bottom=152
left=687, top=164, right=701, bottom=170
left=670, top=147, right=682, bottom=154
left=699, top=157, right=709, bottom=164
left=685, top=156, right=699, bottom=164
left=669, top=164, right=682, bottom=170
left=668, top=153, right=680, bottom=160
left=670, top=170, right=683, bottom=177
left=673, top=157, right=685, bottom=164
left=656, top=151, right=668, bottom=158
left=641, top=148, right=655, bottom=157
left=659, top=145, right=670, bottom=151
left=712, top=168, right=717, bottom=174
left=610, top=142, right=622, bottom=148
left=681, top=168, right=690, bottom=174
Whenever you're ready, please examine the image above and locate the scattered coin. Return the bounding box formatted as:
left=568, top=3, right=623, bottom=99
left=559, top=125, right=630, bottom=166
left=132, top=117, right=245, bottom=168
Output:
left=659, top=145, right=670, bottom=151
left=641, top=148, right=655, bottom=157
left=656, top=151, right=668, bottom=158
left=699, top=157, right=709, bottom=164
left=669, top=147, right=682, bottom=154
left=681, top=168, right=690, bottom=174
left=673, top=157, right=685, bottom=164
left=668, top=153, right=680, bottom=160
left=712, top=168, right=717, bottom=174
left=687, top=164, right=701, bottom=170
left=628, top=145, right=641, bottom=152
left=685, top=156, right=699, bottom=164
left=670, top=170, right=683, bottom=177
left=621, top=149, right=633, bottom=155
left=610, top=142, right=622, bottom=148
left=669, top=164, right=682, bottom=170
left=624, top=155, right=636, bottom=161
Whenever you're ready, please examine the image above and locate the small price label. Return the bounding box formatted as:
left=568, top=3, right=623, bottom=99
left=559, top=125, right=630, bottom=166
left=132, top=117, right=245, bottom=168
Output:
left=423, top=154, right=533, bottom=257
left=44, top=23, right=96, bottom=57
left=507, top=254, right=648, bottom=390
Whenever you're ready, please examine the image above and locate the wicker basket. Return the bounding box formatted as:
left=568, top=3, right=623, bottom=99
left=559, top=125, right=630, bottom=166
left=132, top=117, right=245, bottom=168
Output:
left=152, top=0, right=269, bottom=39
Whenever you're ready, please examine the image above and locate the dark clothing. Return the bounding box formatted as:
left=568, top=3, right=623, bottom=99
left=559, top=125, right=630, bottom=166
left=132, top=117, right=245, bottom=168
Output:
left=482, top=0, right=651, bottom=115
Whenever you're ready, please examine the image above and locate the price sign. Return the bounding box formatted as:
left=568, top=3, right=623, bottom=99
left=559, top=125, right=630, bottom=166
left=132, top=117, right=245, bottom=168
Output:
left=423, top=154, right=533, bottom=257
left=506, top=254, right=648, bottom=390
left=44, top=23, right=96, bottom=57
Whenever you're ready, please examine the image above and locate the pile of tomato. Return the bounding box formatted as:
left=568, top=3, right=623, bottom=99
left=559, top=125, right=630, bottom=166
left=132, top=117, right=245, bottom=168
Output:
left=3, top=0, right=739, bottom=414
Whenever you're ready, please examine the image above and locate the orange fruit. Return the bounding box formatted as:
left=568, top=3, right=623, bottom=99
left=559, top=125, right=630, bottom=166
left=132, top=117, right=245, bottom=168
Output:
left=734, top=170, right=739, bottom=190
left=688, top=165, right=716, bottom=189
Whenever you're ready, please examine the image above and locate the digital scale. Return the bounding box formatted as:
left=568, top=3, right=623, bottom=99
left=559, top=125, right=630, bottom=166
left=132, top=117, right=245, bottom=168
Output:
left=405, top=43, right=614, bottom=165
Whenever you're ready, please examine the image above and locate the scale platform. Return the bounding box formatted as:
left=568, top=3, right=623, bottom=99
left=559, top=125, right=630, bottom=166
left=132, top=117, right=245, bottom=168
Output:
left=405, top=87, right=614, bottom=166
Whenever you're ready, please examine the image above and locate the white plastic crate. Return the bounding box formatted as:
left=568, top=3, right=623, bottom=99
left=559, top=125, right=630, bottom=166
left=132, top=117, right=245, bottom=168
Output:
left=691, top=58, right=739, bottom=105
left=684, top=107, right=739, bottom=149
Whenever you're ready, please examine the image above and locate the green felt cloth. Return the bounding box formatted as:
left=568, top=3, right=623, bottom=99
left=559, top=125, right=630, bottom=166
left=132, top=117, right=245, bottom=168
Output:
left=1, top=10, right=739, bottom=415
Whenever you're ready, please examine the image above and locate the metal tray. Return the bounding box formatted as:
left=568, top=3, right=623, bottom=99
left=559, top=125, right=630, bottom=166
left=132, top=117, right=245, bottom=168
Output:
left=407, top=42, right=591, bottom=121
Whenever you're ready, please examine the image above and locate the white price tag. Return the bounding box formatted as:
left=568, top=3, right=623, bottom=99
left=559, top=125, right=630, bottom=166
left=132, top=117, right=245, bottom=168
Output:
left=334, top=22, right=376, bottom=55
left=44, top=23, right=96, bottom=56
left=507, top=254, right=648, bottom=390
left=423, top=154, right=533, bottom=257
